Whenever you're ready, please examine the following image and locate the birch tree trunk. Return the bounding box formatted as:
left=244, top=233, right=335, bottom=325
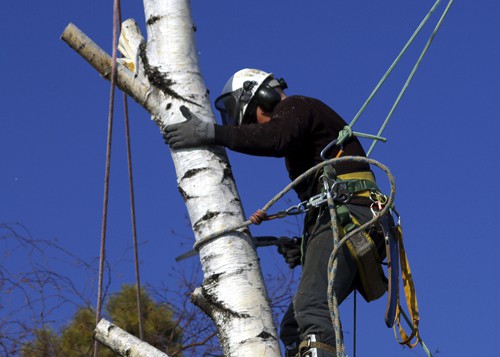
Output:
left=62, top=0, right=281, bottom=355
left=141, top=2, right=280, bottom=355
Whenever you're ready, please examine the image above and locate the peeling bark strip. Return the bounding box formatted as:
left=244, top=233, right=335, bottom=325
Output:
left=94, top=319, right=169, bottom=357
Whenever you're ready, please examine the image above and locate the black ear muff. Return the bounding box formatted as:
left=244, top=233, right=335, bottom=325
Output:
left=277, top=78, right=288, bottom=90
left=255, top=85, right=281, bottom=113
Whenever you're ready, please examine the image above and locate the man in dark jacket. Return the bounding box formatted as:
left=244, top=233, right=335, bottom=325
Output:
left=164, top=69, right=387, bottom=357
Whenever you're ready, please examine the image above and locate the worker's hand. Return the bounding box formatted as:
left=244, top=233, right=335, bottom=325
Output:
left=163, top=106, right=215, bottom=149
left=277, top=237, right=301, bottom=269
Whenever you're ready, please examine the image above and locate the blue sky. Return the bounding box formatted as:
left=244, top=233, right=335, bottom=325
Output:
left=1, top=1, right=499, bottom=356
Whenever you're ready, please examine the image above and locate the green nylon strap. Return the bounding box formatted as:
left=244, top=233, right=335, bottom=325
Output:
left=335, top=204, right=357, bottom=233
left=343, top=179, right=379, bottom=194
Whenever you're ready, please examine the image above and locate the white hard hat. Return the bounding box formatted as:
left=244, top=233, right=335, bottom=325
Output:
left=214, top=69, right=274, bottom=126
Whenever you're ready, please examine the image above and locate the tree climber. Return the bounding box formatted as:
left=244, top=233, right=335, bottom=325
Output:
left=163, top=68, right=391, bottom=357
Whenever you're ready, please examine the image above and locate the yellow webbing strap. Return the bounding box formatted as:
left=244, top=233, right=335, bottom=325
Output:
left=336, top=171, right=377, bottom=198
left=336, top=171, right=376, bottom=182
left=394, top=224, right=421, bottom=348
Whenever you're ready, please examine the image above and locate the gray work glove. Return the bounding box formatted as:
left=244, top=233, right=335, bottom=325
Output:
left=163, top=106, right=215, bottom=149
left=277, top=237, right=301, bottom=269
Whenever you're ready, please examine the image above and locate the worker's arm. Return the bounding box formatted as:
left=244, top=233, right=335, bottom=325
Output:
left=164, top=97, right=312, bottom=156
left=214, top=96, right=311, bottom=157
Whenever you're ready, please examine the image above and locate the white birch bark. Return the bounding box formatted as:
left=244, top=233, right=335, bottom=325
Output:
left=94, top=319, right=169, bottom=357
left=62, top=0, right=281, bottom=355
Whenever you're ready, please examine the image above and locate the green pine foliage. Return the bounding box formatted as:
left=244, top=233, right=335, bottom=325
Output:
left=21, top=329, right=62, bottom=357
left=21, top=285, right=183, bottom=356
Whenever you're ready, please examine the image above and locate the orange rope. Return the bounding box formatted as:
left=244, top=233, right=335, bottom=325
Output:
left=249, top=209, right=269, bottom=225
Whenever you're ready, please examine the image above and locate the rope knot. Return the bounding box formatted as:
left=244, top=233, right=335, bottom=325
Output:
left=336, top=126, right=353, bottom=146
left=249, top=209, right=269, bottom=225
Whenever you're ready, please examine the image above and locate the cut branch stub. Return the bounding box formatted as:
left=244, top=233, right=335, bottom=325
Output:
left=94, top=319, right=170, bottom=357
left=61, top=23, right=162, bottom=123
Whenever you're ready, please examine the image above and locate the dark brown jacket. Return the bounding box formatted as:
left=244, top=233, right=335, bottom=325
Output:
left=214, top=95, right=370, bottom=200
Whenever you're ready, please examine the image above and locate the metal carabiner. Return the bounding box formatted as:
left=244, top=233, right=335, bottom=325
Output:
left=370, top=191, right=388, bottom=205
left=331, top=181, right=352, bottom=204
left=285, top=203, right=307, bottom=216
left=308, top=192, right=327, bottom=208
left=370, top=201, right=384, bottom=217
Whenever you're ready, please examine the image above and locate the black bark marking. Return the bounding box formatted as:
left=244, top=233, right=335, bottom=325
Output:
left=257, top=331, right=277, bottom=341
left=147, top=15, right=162, bottom=26
left=193, top=211, right=220, bottom=234
left=182, top=167, right=209, bottom=180
left=178, top=186, right=196, bottom=201
left=223, top=165, right=235, bottom=182
left=204, top=272, right=222, bottom=286
left=193, top=210, right=237, bottom=235
left=139, top=42, right=200, bottom=106
left=200, top=285, right=250, bottom=319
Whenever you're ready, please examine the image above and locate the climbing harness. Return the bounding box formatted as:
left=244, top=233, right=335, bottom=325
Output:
left=184, top=156, right=429, bottom=357
left=190, top=157, right=399, bottom=356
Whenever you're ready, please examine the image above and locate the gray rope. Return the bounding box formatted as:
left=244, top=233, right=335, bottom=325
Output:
left=325, top=158, right=396, bottom=357
left=193, top=156, right=390, bottom=252
left=192, top=156, right=396, bottom=356
left=325, top=183, right=346, bottom=357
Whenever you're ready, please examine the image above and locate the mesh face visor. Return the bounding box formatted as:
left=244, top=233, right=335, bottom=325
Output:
left=214, top=88, right=244, bottom=126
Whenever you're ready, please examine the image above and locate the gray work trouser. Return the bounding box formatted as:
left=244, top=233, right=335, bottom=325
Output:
left=279, top=203, right=382, bottom=348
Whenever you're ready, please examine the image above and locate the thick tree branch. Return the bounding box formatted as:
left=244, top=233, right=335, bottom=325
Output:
left=61, top=23, right=163, bottom=122
left=94, top=319, right=170, bottom=357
